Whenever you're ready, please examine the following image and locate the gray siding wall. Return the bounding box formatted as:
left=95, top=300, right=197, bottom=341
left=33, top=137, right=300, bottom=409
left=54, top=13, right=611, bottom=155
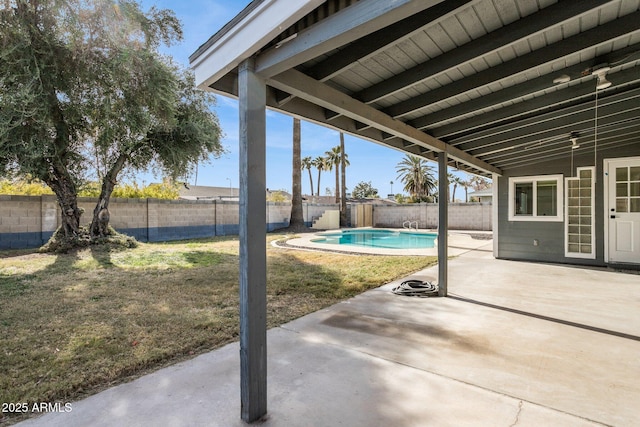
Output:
left=496, top=145, right=639, bottom=266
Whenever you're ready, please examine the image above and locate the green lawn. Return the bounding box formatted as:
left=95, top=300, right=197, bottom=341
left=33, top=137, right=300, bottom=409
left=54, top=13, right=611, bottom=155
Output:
left=0, top=235, right=436, bottom=425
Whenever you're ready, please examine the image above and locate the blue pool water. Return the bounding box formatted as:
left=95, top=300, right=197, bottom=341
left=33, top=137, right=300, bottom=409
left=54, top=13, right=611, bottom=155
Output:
left=313, top=229, right=437, bottom=249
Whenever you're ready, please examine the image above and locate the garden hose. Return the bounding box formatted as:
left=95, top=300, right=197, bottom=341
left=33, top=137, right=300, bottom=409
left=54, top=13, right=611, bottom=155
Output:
left=391, top=280, right=439, bottom=297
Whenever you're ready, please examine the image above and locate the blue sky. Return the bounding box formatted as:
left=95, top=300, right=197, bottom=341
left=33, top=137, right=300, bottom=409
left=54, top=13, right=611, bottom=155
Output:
left=138, top=0, right=473, bottom=198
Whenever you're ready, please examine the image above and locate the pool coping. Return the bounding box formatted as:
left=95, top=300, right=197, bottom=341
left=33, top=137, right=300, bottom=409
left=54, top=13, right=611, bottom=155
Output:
left=273, top=227, right=492, bottom=256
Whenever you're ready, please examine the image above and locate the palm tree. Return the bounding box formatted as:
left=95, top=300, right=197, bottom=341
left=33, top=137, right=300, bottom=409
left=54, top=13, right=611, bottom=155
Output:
left=339, top=133, right=348, bottom=226
left=395, top=155, right=436, bottom=202
left=289, top=118, right=305, bottom=229
left=450, top=173, right=466, bottom=203
left=460, top=177, right=472, bottom=202
left=301, top=156, right=314, bottom=196
left=325, top=144, right=350, bottom=204
left=325, top=146, right=341, bottom=204
left=313, top=156, right=330, bottom=197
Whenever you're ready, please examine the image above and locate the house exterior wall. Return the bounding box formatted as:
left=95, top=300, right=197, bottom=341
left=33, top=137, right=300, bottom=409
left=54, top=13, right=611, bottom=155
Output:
left=496, top=145, right=640, bottom=266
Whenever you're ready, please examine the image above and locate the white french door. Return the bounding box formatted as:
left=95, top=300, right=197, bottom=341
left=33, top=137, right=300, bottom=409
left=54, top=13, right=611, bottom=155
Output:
left=606, top=157, right=640, bottom=264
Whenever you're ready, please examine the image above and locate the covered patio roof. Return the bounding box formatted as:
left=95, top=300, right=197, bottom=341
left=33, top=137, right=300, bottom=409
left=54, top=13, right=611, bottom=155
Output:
left=189, top=0, right=640, bottom=422
left=191, top=0, right=640, bottom=178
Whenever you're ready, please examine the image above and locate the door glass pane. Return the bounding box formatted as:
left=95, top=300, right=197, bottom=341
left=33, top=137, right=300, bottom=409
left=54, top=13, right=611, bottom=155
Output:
left=617, top=183, right=628, bottom=197
left=631, top=198, right=640, bottom=213
left=631, top=182, right=640, bottom=197
left=514, top=182, right=533, bottom=215
left=617, top=198, right=628, bottom=213
left=630, top=167, right=640, bottom=181
left=536, top=180, right=557, bottom=216
left=579, top=169, right=592, bottom=179
left=616, top=167, right=628, bottom=181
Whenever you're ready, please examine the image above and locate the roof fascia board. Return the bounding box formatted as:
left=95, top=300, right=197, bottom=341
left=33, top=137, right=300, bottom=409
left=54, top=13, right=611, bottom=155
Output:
left=268, top=68, right=502, bottom=175
left=190, top=0, right=324, bottom=89
left=254, top=0, right=446, bottom=79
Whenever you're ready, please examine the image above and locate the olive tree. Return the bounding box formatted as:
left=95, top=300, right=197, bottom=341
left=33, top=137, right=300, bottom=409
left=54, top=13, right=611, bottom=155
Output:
left=0, top=0, right=223, bottom=243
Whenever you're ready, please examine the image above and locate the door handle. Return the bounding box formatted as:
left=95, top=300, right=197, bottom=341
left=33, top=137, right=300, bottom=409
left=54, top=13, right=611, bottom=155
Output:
left=611, top=215, right=616, bottom=219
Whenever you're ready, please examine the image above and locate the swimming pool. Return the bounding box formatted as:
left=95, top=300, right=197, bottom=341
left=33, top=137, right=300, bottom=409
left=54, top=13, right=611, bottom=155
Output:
left=312, top=229, right=437, bottom=249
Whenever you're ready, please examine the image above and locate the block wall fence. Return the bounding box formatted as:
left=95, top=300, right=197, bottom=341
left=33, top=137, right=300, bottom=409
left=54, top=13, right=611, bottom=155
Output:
left=0, top=195, right=491, bottom=249
left=372, top=202, right=493, bottom=231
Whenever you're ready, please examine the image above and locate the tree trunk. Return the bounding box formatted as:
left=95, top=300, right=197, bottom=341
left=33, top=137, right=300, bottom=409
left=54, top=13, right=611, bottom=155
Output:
left=307, top=169, right=314, bottom=196
left=45, top=173, right=82, bottom=238
left=340, top=133, right=347, bottom=227
left=316, top=169, right=321, bottom=197
left=334, top=168, right=340, bottom=204
left=290, top=118, right=305, bottom=229
left=90, top=154, right=127, bottom=237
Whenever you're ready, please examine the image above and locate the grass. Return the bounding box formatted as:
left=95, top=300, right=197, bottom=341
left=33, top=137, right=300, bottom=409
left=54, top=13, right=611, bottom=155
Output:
left=0, top=234, right=436, bottom=425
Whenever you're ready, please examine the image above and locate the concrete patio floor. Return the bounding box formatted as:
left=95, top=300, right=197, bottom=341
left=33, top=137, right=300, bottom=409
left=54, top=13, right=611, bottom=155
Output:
left=17, top=241, right=640, bottom=427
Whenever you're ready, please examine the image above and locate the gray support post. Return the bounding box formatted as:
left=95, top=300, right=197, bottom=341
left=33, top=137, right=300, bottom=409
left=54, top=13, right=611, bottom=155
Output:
left=492, top=173, right=499, bottom=258
left=238, top=58, right=267, bottom=423
left=438, top=152, right=448, bottom=297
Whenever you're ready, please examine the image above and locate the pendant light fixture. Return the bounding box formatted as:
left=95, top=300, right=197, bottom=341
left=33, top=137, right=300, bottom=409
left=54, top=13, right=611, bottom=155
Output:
left=569, top=132, right=580, bottom=176
left=592, top=66, right=612, bottom=90
left=591, top=65, right=613, bottom=181
left=570, top=132, right=580, bottom=149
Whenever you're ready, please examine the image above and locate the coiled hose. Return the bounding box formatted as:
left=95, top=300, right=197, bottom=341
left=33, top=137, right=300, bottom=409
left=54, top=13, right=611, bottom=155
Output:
left=391, top=280, right=439, bottom=297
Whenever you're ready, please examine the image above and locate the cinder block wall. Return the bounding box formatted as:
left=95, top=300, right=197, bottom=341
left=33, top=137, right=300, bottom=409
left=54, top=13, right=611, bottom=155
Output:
left=0, top=195, right=47, bottom=248
left=1, top=196, right=491, bottom=249
left=373, top=203, right=492, bottom=230
left=372, top=204, right=423, bottom=228
left=0, top=196, right=293, bottom=249
left=147, top=199, right=216, bottom=242
left=304, top=203, right=339, bottom=227
left=267, top=203, right=292, bottom=231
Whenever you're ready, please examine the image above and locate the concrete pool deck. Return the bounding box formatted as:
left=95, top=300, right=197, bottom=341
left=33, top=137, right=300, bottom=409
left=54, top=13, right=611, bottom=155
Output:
left=15, top=239, right=640, bottom=426
left=280, top=228, right=491, bottom=256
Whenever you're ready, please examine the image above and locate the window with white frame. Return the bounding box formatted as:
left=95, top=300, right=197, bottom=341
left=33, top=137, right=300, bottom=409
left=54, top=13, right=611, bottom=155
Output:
left=508, top=175, right=563, bottom=221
